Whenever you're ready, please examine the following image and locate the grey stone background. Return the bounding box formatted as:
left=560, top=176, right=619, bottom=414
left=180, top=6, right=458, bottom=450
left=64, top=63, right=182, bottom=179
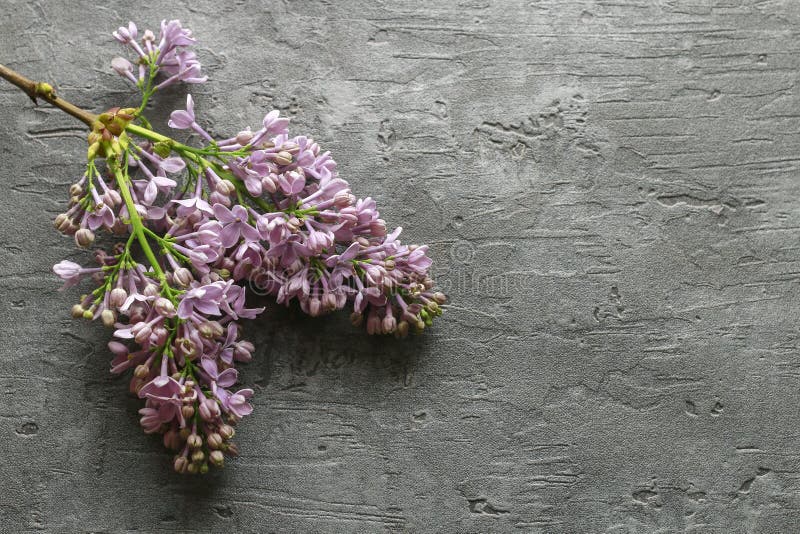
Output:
left=1, top=0, right=799, bottom=532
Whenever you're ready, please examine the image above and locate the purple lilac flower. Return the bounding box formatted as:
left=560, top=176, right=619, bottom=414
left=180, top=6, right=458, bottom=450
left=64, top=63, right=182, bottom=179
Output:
left=53, top=18, right=445, bottom=475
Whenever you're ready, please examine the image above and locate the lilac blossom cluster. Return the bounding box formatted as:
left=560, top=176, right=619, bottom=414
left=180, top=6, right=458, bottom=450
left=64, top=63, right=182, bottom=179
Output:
left=50, top=20, right=444, bottom=474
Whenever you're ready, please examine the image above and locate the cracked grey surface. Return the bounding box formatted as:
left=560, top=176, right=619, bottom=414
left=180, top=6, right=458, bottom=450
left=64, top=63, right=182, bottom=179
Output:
left=1, top=1, right=800, bottom=532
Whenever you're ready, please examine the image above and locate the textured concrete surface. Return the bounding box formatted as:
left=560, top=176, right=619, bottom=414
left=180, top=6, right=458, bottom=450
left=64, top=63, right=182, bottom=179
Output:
left=1, top=0, right=800, bottom=532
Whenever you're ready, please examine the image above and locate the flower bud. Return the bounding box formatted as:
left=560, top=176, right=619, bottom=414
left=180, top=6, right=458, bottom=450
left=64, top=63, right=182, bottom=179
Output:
left=103, top=189, right=122, bottom=207
left=199, top=462, right=210, bottom=475
left=101, top=309, right=116, bottom=328
left=383, top=259, right=395, bottom=271
left=154, top=297, right=176, bottom=317
left=173, top=455, right=188, bottom=473
left=191, top=450, right=205, bottom=463
left=207, top=432, right=223, bottom=449
left=433, top=292, right=447, bottom=305
left=132, top=323, right=152, bottom=344
left=199, top=321, right=224, bottom=339
left=262, top=175, right=277, bottom=193
left=111, top=56, right=133, bottom=76
left=109, top=287, right=128, bottom=308
left=82, top=309, right=94, bottom=320
left=233, top=341, right=254, bottom=362
left=69, top=183, right=84, bottom=197
left=71, top=304, right=85, bottom=319
left=216, top=180, right=236, bottom=196
left=55, top=214, right=73, bottom=233
left=181, top=404, right=195, bottom=419
left=219, top=424, right=235, bottom=440
left=173, top=267, right=193, bottom=288
left=370, top=219, right=387, bottom=237
left=308, top=297, right=321, bottom=317
left=75, top=228, right=95, bottom=248
left=151, top=326, right=168, bottom=345
left=134, top=364, right=149, bottom=379
left=187, top=433, right=202, bottom=449
left=274, top=151, right=293, bottom=166
left=382, top=315, right=397, bottom=334
left=209, top=450, right=224, bottom=467
left=333, top=191, right=355, bottom=208
left=179, top=427, right=191, bottom=440
left=199, top=398, right=221, bottom=422
left=209, top=191, right=231, bottom=207
left=236, top=130, right=253, bottom=145
left=186, top=462, right=199, bottom=474
left=143, top=283, right=160, bottom=297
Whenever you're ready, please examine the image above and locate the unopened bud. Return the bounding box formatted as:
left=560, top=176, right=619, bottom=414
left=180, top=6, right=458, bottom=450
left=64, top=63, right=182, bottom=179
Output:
left=382, top=315, right=397, bottom=334
left=154, top=297, right=176, bottom=317
left=199, top=321, right=224, bottom=339
left=134, top=364, right=149, bottom=379
left=236, top=130, right=253, bottom=145
left=101, top=309, right=116, bottom=328
left=186, top=462, right=199, bottom=475
left=187, top=433, right=202, bottom=449
left=173, top=455, right=188, bottom=474
left=133, top=323, right=152, bottom=344
left=82, top=309, right=94, bottom=320
left=173, top=267, right=193, bottom=288
left=225, top=442, right=239, bottom=456
left=75, top=228, right=95, bottom=248
left=370, top=219, right=387, bottom=237
left=309, top=297, right=321, bottom=317
left=333, top=191, right=355, bottom=208
left=191, top=450, right=205, bottom=463
left=219, top=424, right=235, bottom=440
left=433, top=292, right=447, bottom=305
left=143, top=283, right=160, bottom=297
left=69, top=183, right=83, bottom=197
left=233, top=341, right=254, bottom=362
left=103, top=189, right=122, bottom=207
left=71, top=304, right=85, bottom=319
left=216, top=180, right=236, bottom=196
left=54, top=213, right=72, bottom=232
left=209, top=450, right=224, bottom=467
left=274, top=151, right=293, bottom=166
left=181, top=404, right=195, bottom=419
left=111, top=56, right=133, bottom=76
left=199, top=398, right=221, bottom=422
left=207, top=432, right=223, bottom=449
left=109, top=287, right=128, bottom=308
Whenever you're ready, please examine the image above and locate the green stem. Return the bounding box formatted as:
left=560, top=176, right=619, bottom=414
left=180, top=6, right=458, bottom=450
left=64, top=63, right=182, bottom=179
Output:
left=110, top=159, right=173, bottom=298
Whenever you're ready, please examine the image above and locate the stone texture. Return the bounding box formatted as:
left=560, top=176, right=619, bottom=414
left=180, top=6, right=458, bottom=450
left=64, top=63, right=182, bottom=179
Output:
left=1, top=1, right=800, bottom=532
